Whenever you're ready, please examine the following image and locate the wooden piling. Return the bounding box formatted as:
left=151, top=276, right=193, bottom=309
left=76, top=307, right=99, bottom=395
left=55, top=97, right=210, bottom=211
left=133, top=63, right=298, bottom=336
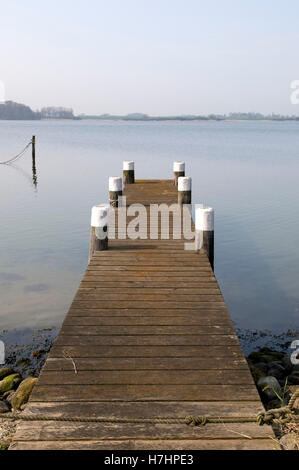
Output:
left=123, top=161, right=135, bottom=185
left=173, top=161, right=185, bottom=186
left=89, top=205, right=109, bottom=262
left=109, top=177, right=123, bottom=208
left=196, top=206, right=214, bottom=270
left=178, top=176, right=192, bottom=205
left=32, top=136, right=36, bottom=164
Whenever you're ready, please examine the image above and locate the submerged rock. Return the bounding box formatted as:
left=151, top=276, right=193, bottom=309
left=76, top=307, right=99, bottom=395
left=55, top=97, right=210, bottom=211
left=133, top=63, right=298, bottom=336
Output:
left=0, top=374, right=21, bottom=394
left=257, top=376, right=282, bottom=401
left=11, top=377, right=38, bottom=410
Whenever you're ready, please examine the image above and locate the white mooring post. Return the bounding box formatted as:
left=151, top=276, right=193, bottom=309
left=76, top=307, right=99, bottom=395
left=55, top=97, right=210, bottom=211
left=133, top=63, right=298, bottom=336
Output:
left=178, top=176, right=192, bottom=205
left=109, top=177, right=123, bottom=207
left=89, top=205, right=109, bottom=262
left=196, top=206, right=214, bottom=270
left=173, top=161, right=185, bottom=186
left=123, top=161, right=135, bottom=185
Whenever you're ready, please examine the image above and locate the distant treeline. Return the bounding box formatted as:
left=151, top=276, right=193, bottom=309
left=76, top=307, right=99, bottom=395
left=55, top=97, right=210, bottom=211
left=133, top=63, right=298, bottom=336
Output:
left=0, top=101, right=76, bottom=120
left=79, top=112, right=299, bottom=121
left=1, top=102, right=299, bottom=121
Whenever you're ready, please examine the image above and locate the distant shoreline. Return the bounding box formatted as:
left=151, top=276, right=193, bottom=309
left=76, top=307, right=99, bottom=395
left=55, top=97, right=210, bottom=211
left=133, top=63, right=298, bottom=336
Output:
left=1, top=118, right=299, bottom=123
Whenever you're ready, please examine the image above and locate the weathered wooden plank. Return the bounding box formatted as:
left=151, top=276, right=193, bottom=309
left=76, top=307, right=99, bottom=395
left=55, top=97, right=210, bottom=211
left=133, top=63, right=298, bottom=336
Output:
left=54, top=334, right=239, bottom=346
left=63, top=316, right=233, bottom=326
left=60, top=325, right=234, bottom=335
left=77, top=287, right=221, bottom=294
left=38, top=369, right=254, bottom=385
left=12, top=421, right=272, bottom=441
left=74, top=293, right=223, bottom=302
left=23, top=401, right=265, bottom=418
left=70, top=301, right=226, bottom=309
left=49, top=345, right=244, bottom=358
left=43, top=357, right=248, bottom=371
left=30, top=384, right=259, bottom=402
left=86, top=266, right=213, bottom=271
left=10, top=439, right=279, bottom=450
left=66, top=309, right=230, bottom=320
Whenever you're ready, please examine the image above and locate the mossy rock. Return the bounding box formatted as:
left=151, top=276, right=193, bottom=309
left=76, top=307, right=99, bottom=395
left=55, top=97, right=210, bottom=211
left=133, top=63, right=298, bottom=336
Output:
left=0, top=368, right=14, bottom=380
left=257, top=376, right=282, bottom=401
left=0, top=374, right=21, bottom=394
left=11, top=377, right=38, bottom=410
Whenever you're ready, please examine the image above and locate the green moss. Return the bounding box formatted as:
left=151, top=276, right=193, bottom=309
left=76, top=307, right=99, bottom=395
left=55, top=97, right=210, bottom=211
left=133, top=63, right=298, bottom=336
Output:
left=0, top=374, right=21, bottom=394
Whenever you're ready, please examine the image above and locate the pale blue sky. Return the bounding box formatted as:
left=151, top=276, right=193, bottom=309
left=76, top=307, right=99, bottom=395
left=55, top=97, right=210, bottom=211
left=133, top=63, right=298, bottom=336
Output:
left=0, top=0, right=298, bottom=115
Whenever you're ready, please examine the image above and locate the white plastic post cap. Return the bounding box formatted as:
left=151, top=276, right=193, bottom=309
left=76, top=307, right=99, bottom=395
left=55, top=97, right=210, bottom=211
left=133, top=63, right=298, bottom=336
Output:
left=91, top=205, right=109, bottom=228
left=123, top=161, right=134, bottom=171
left=178, top=176, right=192, bottom=192
left=174, top=161, right=185, bottom=172
left=195, top=206, right=214, bottom=231
left=109, top=176, right=123, bottom=192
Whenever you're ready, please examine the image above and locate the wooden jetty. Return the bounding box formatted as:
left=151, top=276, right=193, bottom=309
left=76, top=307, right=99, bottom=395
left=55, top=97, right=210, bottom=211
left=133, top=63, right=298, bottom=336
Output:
left=10, top=178, right=278, bottom=450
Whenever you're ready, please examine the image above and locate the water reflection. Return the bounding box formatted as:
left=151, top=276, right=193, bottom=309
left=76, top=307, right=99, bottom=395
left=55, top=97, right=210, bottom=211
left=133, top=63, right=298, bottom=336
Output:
left=6, top=162, right=37, bottom=192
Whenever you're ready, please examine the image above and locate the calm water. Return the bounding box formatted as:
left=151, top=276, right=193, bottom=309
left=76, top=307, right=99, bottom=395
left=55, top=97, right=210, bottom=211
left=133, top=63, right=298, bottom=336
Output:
left=0, top=120, right=299, bottom=342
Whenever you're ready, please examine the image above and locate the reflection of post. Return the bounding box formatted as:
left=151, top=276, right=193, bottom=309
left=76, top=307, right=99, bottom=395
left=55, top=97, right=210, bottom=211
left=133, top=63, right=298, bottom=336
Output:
left=31, top=136, right=37, bottom=189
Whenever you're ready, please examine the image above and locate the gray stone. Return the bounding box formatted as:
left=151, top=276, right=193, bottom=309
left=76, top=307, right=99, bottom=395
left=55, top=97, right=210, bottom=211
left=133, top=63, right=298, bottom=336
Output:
left=0, top=401, right=10, bottom=414
left=268, top=362, right=286, bottom=380
left=257, top=376, right=282, bottom=400
left=288, top=372, right=299, bottom=385
left=254, top=362, right=268, bottom=374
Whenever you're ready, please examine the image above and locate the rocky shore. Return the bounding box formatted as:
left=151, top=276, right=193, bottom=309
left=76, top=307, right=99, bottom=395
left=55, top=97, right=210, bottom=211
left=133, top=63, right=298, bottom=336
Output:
left=247, top=347, right=299, bottom=450
left=0, top=369, right=38, bottom=449
left=0, top=330, right=298, bottom=450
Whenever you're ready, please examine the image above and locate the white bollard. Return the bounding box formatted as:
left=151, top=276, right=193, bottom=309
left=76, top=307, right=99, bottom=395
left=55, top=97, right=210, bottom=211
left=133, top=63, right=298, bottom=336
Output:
left=195, top=206, right=214, bottom=270
left=89, top=205, right=109, bottom=261
left=178, top=176, right=192, bottom=204
left=173, top=161, right=185, bottom=186
left=109, top=176, right=123, bottom=207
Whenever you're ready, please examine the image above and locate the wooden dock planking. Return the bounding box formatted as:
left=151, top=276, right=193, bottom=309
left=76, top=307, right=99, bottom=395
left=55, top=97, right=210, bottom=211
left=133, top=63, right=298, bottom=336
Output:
left=10, top=180, right=279, bottom=450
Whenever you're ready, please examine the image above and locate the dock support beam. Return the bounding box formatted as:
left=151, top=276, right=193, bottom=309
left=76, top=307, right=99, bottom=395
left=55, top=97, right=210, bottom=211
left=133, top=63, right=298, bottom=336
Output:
left=89, top=205, right=109, bottom=262
left=109, top=177, right=123, bottom=207
left=123, top=161, right=135, bottom=185
left=173, top=161, right=185, bottom=186
left=178, top=176, right=192, bottom=205
left=196, top=206, right=214, bottom=271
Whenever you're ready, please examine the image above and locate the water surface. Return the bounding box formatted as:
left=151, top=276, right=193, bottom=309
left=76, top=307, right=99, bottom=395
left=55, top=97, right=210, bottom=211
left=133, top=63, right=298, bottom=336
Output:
left=0, top=120, right=298, bottom=345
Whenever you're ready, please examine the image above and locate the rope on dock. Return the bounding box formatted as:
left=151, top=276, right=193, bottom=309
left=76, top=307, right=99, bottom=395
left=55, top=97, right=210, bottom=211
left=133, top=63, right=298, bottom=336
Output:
left=0, top=140, right=32, bottom=165
left=2, top=389, right=298, bottom=428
